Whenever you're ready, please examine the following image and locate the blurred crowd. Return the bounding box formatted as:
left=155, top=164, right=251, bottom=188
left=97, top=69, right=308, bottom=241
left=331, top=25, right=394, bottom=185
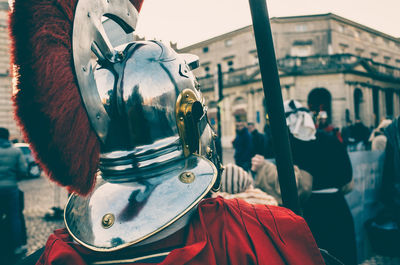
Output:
left=232, top=109, right=393, bottom=167
left=221, top=100, right=400, bottom=264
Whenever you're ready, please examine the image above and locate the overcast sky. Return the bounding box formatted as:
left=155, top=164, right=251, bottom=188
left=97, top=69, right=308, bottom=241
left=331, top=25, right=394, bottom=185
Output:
left=135, top=0, right=400, bottom=49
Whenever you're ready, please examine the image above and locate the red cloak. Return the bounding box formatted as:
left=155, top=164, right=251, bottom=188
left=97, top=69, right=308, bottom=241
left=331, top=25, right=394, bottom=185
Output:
left=37, top=197, right=325, bottom=265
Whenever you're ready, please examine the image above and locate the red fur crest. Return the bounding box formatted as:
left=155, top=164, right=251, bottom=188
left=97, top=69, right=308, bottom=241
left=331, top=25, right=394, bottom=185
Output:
left=9, top=0, right=144, bottom=195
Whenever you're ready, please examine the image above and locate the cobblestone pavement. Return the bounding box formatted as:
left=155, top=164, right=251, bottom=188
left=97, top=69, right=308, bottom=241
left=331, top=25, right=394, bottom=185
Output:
left=18, top=175, right=68, bottom=256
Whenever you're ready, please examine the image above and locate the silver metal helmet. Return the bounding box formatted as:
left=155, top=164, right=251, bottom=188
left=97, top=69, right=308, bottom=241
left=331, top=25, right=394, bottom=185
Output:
left=65, top=0, right=222, bottom=252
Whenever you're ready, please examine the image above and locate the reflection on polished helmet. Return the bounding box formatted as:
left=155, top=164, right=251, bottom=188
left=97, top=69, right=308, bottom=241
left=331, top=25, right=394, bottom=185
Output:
left=64, top=0, right=222, bottom=252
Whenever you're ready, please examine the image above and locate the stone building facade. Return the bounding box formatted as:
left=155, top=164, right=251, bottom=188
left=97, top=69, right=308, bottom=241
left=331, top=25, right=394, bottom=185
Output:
left=178, top=13, right=400, bottom=147
left=1, top=11, right=400, bottom=145
left=0, top=1, right=19, bottom=139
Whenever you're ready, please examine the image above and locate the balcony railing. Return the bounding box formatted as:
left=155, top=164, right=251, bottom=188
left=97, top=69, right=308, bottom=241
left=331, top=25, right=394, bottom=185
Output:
left=196, top=54, right=400, bottom=91
left=277, top=54, right=400, bottom=79
left=197, top=64, right=260, bottom=91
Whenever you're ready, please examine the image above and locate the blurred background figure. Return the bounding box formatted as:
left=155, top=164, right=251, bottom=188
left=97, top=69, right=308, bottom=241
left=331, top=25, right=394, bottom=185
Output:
left=368, top=119, right=392, bottom=151
left=247, top=122, right=265, bottom=157
left=0, top=127, right=28, bottom=263
left=350, top=119, right=371, bottom=151
left=316, top=111, right=343, bottom=143
left=251, top=154, right=312, bottom=206
left=341, top=120, right=354, bottom=149
left=366, top=116, right=400, bottom=257
left=380, top=116, right=400, bottom=228
left=284, top=100, right=357, bottom=265
left=212, top=163, right=278, bottom=206
left=232, top=121, right=252, bottom=171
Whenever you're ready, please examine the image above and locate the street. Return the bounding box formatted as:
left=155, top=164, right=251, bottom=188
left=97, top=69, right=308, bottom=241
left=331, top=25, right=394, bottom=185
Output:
left=18, top=175, right=68, bottom=256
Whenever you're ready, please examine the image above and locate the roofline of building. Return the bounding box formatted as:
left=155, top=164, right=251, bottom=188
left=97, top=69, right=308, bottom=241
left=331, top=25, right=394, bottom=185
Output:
left=271, top=13, right=399, bottom=41
left=178, top=13, right=399, bottom=52
left=178, top=25, right=253, bottom=52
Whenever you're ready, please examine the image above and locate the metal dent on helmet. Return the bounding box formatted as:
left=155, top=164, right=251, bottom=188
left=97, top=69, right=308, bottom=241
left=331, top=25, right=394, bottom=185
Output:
left=72, top=0, right=139, bottom=143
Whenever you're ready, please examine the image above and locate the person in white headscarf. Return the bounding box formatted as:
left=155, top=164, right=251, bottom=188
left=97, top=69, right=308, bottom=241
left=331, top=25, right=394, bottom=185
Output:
left=283, top=99, right=317, bottom=141
left=280, top=100, right=357, bottom=265
left=369, top=119, right=392, bottom=151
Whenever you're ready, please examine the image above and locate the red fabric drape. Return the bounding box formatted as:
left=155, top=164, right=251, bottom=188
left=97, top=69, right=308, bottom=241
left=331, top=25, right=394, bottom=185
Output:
left=37, top=197, right=325, bottom=265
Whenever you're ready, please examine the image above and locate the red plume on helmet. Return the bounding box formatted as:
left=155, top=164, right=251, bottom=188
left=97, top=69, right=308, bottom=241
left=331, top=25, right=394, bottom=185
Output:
left=9, top=0, right=144, bottom=195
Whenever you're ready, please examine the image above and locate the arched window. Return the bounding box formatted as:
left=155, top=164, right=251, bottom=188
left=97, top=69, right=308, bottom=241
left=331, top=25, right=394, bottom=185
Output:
left=307, top=88, right=332, bottom=122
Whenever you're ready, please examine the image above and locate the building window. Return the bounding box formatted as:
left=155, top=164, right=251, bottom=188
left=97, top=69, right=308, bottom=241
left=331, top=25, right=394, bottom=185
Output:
left=204, top=66, right=211, bottom=76
left=291, top=46, right=312, bottom=57
left=354, top=30, right=361, bottom=39
left=386, top=90, right=394, bottom=118
left=290, top=40, right=313, bottom=57
left=203, top=46, right=209, bottom=53
left=339, top=43, right=349, bottom=54
left=355, top=48, right=364, bottom=57
left=295, top=24, right=308, bottom=32
left=354, top=88, right=363, bottom=120
left=202, top=62, right=211, bottom=76
left=249, top=49, right=258, bottom=64
left=384, top=56, right=391, bottom=64
left=370, top=52, right=378, bottom=59
left=227, top=60, right=234, bottom=72
left=225, top=39, right=233, bottom=47
left=338, top=24, right=345, bottom=33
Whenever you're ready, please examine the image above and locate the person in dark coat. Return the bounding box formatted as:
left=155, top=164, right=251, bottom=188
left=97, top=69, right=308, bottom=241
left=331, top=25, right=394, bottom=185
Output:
left=0, top=127, right=28, bottom=262
left=232, top=122, right=252, bottom=171
left=341, top=121, right=354, bottom=148
left=363, top=116, right=400, bottom=257
left=350, top=119, right=371, bottom=150
left=381, top=117, right=400, bottom=220
left=284, top=100, right=357, bottom=265
left=247, top=122, right=265, bottom=157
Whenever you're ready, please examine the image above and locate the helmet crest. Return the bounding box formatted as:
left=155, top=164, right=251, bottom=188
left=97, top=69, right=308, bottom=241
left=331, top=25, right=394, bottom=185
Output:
left=9, top=0, right=144, bottom=195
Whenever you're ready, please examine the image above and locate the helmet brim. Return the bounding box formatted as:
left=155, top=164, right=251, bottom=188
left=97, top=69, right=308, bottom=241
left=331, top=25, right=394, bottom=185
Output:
left=64, top=155, right=217, bottom=252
